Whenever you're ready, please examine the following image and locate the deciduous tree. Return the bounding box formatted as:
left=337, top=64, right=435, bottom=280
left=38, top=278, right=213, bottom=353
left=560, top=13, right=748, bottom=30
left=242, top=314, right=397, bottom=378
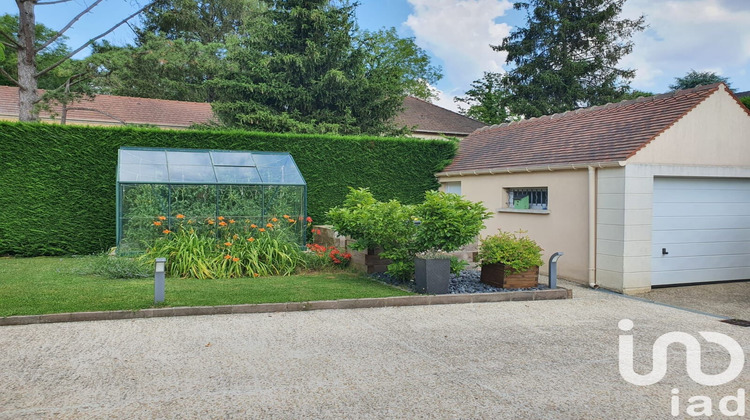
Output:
left=0, top=0, right=153, bottom=121
left=454, top=72, right=516, bottom=124
left=669, top=70, right=731, bottom=91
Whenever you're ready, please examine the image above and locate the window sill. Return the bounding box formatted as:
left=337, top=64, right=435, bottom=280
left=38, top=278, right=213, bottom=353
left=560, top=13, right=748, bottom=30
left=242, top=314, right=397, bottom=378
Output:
left=497, top=208, right=550, bottom=215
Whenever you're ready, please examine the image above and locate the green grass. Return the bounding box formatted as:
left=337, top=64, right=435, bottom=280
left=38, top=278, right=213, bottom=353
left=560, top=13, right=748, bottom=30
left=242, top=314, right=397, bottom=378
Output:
left=0, top=256, right=413, bottom=317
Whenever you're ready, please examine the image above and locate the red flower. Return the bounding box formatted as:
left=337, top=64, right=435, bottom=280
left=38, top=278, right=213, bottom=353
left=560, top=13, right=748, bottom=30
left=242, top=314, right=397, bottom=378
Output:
left=306, top=216, right=313, bottom=223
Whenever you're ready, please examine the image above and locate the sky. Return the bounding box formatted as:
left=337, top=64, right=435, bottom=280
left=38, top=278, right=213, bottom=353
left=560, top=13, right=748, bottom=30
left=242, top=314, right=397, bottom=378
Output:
left=2, top=0, right=749, bottom=112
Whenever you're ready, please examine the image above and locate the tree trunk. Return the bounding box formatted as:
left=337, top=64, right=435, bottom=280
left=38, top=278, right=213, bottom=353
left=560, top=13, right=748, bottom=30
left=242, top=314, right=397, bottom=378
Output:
left=17, top=0, right=40, bottom=122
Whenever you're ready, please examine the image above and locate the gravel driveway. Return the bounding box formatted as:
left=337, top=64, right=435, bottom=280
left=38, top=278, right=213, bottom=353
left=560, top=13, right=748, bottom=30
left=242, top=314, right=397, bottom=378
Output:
left=1, top=282, right=748, bottom=419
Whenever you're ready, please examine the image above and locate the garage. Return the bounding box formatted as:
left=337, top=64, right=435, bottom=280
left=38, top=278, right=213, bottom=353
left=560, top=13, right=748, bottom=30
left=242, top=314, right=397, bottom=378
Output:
left=652, top=177, right=750, bottom=286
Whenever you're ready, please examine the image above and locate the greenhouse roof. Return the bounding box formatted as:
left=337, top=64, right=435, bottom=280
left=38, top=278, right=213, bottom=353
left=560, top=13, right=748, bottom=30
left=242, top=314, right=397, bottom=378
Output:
left=117, top=147, right=306, bottom=185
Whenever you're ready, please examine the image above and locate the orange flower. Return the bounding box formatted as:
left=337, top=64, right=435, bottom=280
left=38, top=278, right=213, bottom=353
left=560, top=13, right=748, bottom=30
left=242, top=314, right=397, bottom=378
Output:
left=233, top=234, right=239, bottom=240
left=283, top=214, right=290, bottom=219
left=218, top=216, right=225, bottom=221
left=266, top=223, right=273, bottom=228
left=224, top=242, right=233, bottom=247
left=219, top=221, right=227, bottom=226
left=232, top=257, right=240, bottom=262
left=259, top=228, right=266, bottom=232
left=288, top=219, right=295, bottom=224
left=229, top=219, right=236, bottom=224
left=163, top=229, right=172, bottom=234
left=247, top=237, right=255, bottom=242
left=176, top=214, right=185, bottom=219
left=207, top=219, right=215, bottom=225
left=253, top=273, right=260, bottom=278
left=224, top=255, right=232, bottom=260
left=158, top=216, right=167, bottom=221
left=153, top=221, right=162, bottom=226
left=250, top=224, right=257, bottom=229
left=271, top=217, right=278, bottom=222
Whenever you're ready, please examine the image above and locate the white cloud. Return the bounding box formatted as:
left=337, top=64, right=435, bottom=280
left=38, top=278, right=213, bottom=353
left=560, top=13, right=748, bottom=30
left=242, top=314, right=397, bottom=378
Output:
left=621, top=0, right=750, bottom=91
left=405, top=0, right=513, bottom=95
left=428, top=85, right=463, bottom=112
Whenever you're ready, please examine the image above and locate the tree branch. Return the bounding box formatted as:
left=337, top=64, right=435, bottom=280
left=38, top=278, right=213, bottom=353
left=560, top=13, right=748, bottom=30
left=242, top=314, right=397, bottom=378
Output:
left=36, top=2, right=154, bottom=78
left=0, top=66, right=19, bottom=86
left=62, top=107, right=127, bottom=124
left=36, top=0, right=105, bottom=53
left=0, top=29, right=21, bottom=49
left=36, top=0, right=75, bottom=5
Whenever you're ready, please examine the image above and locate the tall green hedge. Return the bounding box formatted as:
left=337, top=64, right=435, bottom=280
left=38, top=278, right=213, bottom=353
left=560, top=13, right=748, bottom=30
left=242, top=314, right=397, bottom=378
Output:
left=0, top=122, right=456, bottom=256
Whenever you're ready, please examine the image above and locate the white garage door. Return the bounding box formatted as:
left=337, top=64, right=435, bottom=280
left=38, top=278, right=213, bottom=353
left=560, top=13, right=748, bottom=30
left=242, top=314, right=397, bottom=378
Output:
left=652, top=177, right=750, bottom=286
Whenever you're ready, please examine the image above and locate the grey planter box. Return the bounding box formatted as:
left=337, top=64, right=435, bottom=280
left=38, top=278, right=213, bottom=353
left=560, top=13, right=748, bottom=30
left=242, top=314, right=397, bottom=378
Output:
left=414, top=258, right=450, bottom=294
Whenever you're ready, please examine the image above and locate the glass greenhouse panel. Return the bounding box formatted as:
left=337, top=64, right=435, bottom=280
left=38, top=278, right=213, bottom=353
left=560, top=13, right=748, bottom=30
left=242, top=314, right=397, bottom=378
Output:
left=116, top=147, right=307, bottom=255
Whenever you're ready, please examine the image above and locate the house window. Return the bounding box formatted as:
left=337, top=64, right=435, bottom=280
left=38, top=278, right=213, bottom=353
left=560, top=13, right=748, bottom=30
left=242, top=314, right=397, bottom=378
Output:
left=507, top=187, right=548, bottom=210
left=444, top=182, right=461, bottom=195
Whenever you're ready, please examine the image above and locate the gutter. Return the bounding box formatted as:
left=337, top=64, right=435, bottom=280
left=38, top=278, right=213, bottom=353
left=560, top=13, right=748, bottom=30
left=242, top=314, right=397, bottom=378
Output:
left=436, top=161, right=625, bottom=178
left=588, top=166, right=598, bottom=288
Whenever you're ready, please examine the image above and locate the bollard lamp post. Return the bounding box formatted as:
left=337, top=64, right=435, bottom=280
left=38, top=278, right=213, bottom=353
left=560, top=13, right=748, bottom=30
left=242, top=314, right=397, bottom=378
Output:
left=154, top=257, right=166, bottom=304
left=548, top=252, right=564, bottom=289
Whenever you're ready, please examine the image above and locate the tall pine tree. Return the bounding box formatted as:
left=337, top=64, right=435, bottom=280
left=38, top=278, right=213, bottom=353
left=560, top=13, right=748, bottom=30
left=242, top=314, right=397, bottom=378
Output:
left=495, top=0, right=645, bottom=118
left=210, top=0, right=405, bottom=135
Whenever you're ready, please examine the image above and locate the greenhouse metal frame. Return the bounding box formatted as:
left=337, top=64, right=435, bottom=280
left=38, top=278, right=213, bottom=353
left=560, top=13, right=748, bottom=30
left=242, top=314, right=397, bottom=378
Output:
left=116, top=147, right=307, bottom=254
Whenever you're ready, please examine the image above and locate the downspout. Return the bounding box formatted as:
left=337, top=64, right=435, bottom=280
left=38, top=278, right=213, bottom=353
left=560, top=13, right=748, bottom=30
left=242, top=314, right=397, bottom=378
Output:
left=588, top=166, right=598, bottom=288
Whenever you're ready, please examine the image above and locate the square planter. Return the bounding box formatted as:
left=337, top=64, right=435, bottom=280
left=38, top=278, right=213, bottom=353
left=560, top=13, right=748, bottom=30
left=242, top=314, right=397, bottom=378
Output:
left=480, top=263, right=539, bottom=289
left=414, top=257, right=451, bottom=294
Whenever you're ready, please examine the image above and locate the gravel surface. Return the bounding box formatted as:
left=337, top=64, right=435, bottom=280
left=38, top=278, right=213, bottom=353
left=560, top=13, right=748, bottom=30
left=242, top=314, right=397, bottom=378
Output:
left=370, top=269, right=549, bottom=294
left=1, top=281, right=747, bottom=419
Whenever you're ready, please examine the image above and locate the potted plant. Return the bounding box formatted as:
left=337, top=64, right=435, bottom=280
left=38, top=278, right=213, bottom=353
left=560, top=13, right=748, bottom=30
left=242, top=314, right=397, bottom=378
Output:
left=478, top=230, right=544, bottom=288
left=414, top=250, right=452, bottom=294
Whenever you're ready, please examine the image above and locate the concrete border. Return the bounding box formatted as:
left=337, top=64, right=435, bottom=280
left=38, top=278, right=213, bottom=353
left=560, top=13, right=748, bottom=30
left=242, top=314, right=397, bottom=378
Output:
left=0, top=288, right=570, bottom=326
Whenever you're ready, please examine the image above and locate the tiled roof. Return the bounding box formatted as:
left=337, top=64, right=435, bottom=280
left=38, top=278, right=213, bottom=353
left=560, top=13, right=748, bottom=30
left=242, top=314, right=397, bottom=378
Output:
left=441, top=84, right=725, bottom=174
left=394, top=96, right=486, bottom=136
left=0, top=86, right=214, bottom=128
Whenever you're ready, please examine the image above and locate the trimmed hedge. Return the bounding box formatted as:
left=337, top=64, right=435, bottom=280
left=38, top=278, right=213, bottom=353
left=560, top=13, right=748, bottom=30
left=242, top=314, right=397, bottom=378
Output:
left=0, top=122, right=456, bottom=256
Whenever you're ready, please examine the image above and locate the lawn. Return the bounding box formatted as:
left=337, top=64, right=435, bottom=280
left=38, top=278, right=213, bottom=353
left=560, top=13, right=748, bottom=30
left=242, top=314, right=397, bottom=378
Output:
left=0, top=257, right=413, bottom=317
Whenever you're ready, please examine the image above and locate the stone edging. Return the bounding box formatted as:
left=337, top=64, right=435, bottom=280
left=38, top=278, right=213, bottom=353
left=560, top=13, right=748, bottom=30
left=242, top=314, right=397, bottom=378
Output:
left=0, top=288, right=571, bottom=326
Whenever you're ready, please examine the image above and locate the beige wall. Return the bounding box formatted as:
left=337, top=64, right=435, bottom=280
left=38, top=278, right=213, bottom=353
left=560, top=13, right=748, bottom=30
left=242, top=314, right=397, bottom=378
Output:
left=439, top=169, right=591, bottom=282
left=629, top=87, right=750, bottom=166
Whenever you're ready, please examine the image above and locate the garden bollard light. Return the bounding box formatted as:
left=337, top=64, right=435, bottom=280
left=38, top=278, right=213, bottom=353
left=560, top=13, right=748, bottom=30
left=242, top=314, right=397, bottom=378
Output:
left=548, top=252, right=563, bottom=289
left=154, top=258, right=166, bottom=304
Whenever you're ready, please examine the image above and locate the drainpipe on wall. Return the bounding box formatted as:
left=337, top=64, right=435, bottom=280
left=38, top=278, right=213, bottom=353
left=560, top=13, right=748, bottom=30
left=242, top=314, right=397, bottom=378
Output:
left=588, top=166, right=598, bottom=288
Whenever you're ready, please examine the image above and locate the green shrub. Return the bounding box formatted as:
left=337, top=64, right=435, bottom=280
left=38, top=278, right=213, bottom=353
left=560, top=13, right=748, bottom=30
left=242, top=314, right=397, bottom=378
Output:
left=450, top=256, right=469, bottom=274
left=740, top=96, right=750, bottom=110
left=477, top=230, right=544, bottom=275
left=141, top=214, right=305, bottom=279
left=77, top=255, right=152, bottom=279
left=328, top=188, right=490, bottom=280
left=0, top=122, right=456, bottom=256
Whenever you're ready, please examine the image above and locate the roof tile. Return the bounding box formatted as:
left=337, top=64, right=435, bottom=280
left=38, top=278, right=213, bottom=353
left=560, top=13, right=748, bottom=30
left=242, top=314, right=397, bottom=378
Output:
left=394, top=96, right=486, bottom=135
left=442, top=84, right=724, bottom=173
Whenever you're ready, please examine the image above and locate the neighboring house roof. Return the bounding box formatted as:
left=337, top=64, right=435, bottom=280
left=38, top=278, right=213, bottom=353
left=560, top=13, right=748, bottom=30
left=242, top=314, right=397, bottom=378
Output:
left=736, top=91, right=750, bottom=98
left=0, top=87, right=483, bottom=136
left=394, top=96, right=486, bottom=136
left=441, top=83, right=737, bottom=175
left=0, top=86, right=214, bottom=129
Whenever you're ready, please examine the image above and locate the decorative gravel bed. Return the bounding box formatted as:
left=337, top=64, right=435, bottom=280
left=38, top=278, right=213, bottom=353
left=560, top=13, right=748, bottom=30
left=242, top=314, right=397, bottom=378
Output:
left=370, top=269, right=549, bottom=294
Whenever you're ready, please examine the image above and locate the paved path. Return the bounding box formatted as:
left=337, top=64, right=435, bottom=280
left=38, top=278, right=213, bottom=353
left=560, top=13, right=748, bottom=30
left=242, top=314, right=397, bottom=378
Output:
left=1, top=283, right=748, bottom=419
left=632, top=280, right=750, bottom=321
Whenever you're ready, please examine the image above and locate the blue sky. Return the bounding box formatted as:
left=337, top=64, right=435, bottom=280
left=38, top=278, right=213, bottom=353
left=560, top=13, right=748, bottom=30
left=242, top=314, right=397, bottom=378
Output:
left=2, top=0, right=749, bottom=111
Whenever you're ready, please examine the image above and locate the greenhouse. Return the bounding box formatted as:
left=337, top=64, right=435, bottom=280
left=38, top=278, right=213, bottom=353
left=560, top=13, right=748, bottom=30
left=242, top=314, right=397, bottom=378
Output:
left=116, top=147, right=307, bottom=254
